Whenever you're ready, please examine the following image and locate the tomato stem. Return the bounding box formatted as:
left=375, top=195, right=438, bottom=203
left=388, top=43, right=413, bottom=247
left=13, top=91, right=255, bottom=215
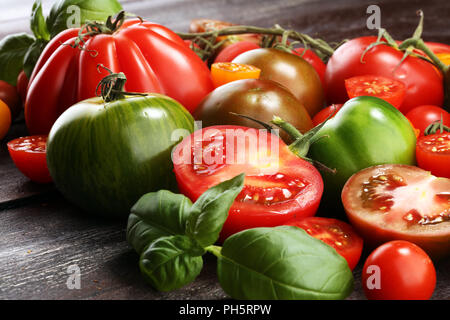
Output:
left=177, top=25, right=335, bottom=60
left=205, top=245, right=223, bottom=258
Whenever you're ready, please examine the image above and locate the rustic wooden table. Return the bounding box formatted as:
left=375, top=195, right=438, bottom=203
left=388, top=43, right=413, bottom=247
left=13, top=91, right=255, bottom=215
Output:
left=0, top=0, right=449, bottom=300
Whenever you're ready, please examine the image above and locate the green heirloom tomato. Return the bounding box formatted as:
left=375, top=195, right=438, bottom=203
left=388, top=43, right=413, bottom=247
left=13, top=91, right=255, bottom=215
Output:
left=308, top=96, right=416, bottom=205
left=47, top=94, right=194, bottom=219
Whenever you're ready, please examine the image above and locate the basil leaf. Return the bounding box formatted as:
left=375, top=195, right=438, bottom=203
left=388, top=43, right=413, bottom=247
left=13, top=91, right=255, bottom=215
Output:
left=23, top=39, right=47, bottom=79
left=186, top=173, right=245, bottom=247
left=127, top=190, right=193, bottom=255
left=46, top=0, right=123, bottom=38
left=215, top=226, right=354, bottom=300
left=0, top=33, right=35, bottom=85
left=139, top=235, right=204, bottom=292
left=30, top=0, right=50, bottom=41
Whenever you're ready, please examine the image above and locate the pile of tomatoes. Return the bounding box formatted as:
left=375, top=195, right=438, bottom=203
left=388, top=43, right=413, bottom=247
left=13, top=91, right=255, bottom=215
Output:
left=1, top=16, right=449, bottom=300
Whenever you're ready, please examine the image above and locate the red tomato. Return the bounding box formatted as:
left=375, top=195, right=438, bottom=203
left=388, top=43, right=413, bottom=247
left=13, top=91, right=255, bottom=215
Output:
left=312, top=104, right=343, bottom=126
left=325, top=36, right=444, bottom=114
left=342, top=164, right=450, bottom=259
left=344, top=75, right=406, bottom=109
left=172, top=125, right=323, bottom=241
left=7, top=135, right=52, bottom=183
left=0, top=80, right=20, bottom=119
left=214, top=41, right=260, bottom=63
left=362, top=240, right=436, bottom=300
left=284, top=216, right=363, bottom=270
left=26, top=18, right=213, bottom=134
left=425, top=42, right=450, bottom=54
left=416, top=132, right=450, bottom=178
left=406, top=105, right=450, bottom=136
left=293, top=48, right=326, bottom=87
left=16, top=70, right=29, bottom=106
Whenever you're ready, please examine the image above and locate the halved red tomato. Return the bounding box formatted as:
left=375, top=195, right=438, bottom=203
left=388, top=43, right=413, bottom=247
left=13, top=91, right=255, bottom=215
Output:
left=284, top=216, right=363, bottom=270
left=344, top=75, right=406, bottom=109
left=342, top=164, right=450, bottom=259
left=416, top=132, right=450, bottom=179
left=172, top=125, right=323, bottom=241
left=7, top=135, right=52, bottom=183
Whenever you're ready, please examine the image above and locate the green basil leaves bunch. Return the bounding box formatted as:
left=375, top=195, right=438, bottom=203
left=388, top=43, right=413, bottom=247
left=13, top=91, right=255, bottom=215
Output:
left=126, top=174, right=354, bottom=299
left=0, top=0, right=122, bottom=84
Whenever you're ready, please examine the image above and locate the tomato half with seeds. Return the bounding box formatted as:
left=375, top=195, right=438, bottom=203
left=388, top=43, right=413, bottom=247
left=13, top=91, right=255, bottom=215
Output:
left=345, top=75, right=406, bottom=109
left=416, top=132, right=450, bottom=178
left=7, top=135, right=52, bottom=183
left=342, top=164, right=450, bottom=259
left=210, top=62, right=261, bottom=88
left=284, top=216, right=363, bottom=270
left=172, top=125, right=323, bottom=241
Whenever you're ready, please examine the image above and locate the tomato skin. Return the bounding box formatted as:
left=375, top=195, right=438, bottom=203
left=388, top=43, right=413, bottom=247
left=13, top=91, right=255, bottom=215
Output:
left=0, top=99, right=11, bottom=140
left=309, top=96, right=416, bottom=205
left=416, top=132, right=450, bottom=178
left=0, top=80, right=20, bottom=120
left=7, top=135, right=52, bottom=183
left=325, top=36, right=444, bottom=114
left=26, top=20, right=213, bottom=134
left=362, top=240, right=436, bottom=300
left=284, top=216, right=363, bottom=270
left=233, top=48, right=325, bottom=117
left=16, top=70, right=28, bottom=106
left=293, top=48, right=326, bottom=88
left=214, top=41, right=260, bottom=63
left=172, top=125, right=323, bottom=241
left=405, top=105, right=450, bottom=136
left=342, top=164, right=450, bottom=260
left=312, top=104, right=343, bottom=126
left=193, top=79, right=313, bottom=143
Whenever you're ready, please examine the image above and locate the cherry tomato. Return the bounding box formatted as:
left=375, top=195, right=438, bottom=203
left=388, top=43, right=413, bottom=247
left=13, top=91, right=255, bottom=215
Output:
left=233, top=48, right=325, bottom=117
left=7, top=135, right=52, bottom=183
left=325, top=36, right=444, bottom=114
left=214, top=41, right=260, bottom=63
left=172, top=125, right=323, bottom=241
left=362, top=240, right=436, bottom=300
left=406, top=105, right=450, bottom=136
left=293, top=48, right=326, bottom=88
left=312, top=104, right=343, bottom=126
left=26, top=19, right=213, bottom=134
left=0, top=99, right=11, bottom=140
left=210, top=62, right=261, bottom=88
left=342, top=164, right=450, bottom=259
left=0, top=80, right=20, bottom=119
left=416, top=132, right=450, bottom=178
left=284, top=216, right=363, bottom=270
left=344, top=75, right=406, bottom=109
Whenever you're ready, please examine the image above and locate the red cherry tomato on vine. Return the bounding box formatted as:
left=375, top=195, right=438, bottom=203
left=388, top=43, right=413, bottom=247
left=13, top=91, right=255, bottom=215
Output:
left=7, top=135, right=52, bottom=183
left=362, top=240, right=436, bottom=300
left=284, top=216, right=363, bottom=270
left=416, top=132, right=450, bottom=178
left=406, top=105, right=450, bottom=136
left=325, top=36, right=444, bottom=114
left=312, top=104, right=343, bottom=126
left=214, top=41, right=261, bottom=63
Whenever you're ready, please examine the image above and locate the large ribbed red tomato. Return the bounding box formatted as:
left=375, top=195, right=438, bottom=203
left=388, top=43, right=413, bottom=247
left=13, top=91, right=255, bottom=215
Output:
left=26, top=17, right=213, bottom=134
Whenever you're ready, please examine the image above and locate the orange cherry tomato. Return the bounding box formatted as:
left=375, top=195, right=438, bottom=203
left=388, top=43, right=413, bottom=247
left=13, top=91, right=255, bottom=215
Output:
left=211, top=62, right=261, bottom=88
left=0, top=99, right=11, bottom=140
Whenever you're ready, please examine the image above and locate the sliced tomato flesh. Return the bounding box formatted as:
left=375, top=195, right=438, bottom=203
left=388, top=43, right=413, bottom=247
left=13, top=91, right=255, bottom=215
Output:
left=173, top=125, right=324, bottom=241
left=345, top=75, right=406, bottom=109
left=418, top=132, right=450, bottom=155
left=416, top=132, right=450, bottom=179
left=211, top=62, right=261, bottom=88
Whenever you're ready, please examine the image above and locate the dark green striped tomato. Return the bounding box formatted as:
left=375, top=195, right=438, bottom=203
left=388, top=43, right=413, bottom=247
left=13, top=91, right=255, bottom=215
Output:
left=308, top=96, right=417, bottom=205
left=47, top=94, right=194, bottom=219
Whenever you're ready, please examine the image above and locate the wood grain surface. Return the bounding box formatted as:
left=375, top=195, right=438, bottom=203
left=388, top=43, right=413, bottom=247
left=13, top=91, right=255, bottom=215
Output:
left=0, top=0, right=449, bottom=300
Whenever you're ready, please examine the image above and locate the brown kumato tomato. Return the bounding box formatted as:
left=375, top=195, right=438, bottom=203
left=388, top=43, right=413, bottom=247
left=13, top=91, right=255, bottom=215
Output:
left=232, top=48, right=325, bottom=117
left=193, top=78, right=313, bottom=143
